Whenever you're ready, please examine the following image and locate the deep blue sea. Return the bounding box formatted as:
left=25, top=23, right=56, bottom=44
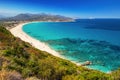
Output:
left=23, top=19, right=120, bottom=73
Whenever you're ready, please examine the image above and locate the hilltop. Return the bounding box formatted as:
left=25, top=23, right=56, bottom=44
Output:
left=0, top=13, right=74, bottom=22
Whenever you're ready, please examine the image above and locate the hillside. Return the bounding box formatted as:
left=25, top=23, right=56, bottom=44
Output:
left=0, top=23, right=120, bottom=80
left=0, top=13, right=74, bottom=22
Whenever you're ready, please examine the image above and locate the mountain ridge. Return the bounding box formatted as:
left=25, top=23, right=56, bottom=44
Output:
left=0, top=13, right=74, bottom=22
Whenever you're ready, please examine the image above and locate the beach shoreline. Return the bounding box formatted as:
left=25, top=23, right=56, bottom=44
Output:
left=9, top=21, right=112, bottom=73
left=9, top=22, right=81, bottom=65
left=10, top=22, right=62, bottom=57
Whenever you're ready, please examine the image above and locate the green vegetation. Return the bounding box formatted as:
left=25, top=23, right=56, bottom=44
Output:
left=0, top=24, right=120, bottom=80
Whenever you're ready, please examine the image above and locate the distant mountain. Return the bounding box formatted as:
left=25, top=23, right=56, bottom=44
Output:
left=0, top=13, right=74, bottom=21
left=0, top=15, right=6, bottom=19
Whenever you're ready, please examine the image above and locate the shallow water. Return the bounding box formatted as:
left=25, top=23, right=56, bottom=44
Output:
left=23, top=19, right=120, bottom=73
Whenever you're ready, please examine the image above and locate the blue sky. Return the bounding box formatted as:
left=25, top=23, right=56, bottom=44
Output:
left=0, top=0, right=120, bottom=18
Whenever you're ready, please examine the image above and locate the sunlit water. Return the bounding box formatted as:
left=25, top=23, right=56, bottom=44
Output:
left=23, top=19, right=120, bottom=73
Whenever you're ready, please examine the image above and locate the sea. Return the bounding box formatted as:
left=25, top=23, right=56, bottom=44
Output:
left=23, top=19, right=120, bottom=73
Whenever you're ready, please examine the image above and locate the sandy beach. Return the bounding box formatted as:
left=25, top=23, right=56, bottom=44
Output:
left=9, top=22, right=63, bottom=57
left=9, top=22, right=82, bottom=66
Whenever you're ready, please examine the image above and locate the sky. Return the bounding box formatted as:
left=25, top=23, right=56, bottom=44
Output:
left=0, top=0, right=120, bottom=18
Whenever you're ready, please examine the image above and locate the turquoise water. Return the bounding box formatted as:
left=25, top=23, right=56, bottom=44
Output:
left=23, top=19, right=120, bottom=73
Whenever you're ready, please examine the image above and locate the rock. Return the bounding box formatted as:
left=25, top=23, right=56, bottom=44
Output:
left=81, top=61, right=92, bottom=66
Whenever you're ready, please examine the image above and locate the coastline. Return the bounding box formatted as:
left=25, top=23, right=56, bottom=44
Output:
left=9, top=22, right=81, bottom=65
left=9, top=21, right=112, bottom=73
left=10, top=22, right=62, bottom=57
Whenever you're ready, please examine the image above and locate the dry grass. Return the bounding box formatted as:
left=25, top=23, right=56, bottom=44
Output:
left=25, top=77, right=41, bottom=80
left=0, top=70, right=23, bottom=80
